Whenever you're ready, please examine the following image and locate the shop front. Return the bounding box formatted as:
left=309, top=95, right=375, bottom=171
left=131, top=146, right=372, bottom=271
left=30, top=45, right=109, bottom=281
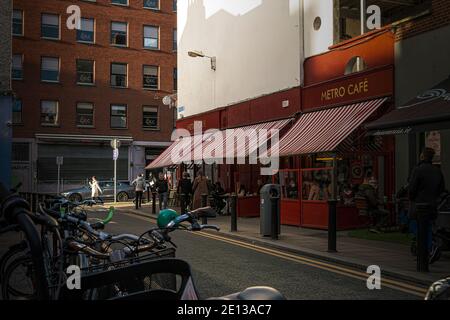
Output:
left=273, top=63, right=396, bottom=229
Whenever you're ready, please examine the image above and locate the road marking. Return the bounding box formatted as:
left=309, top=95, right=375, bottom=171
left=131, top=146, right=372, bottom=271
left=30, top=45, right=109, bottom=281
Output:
left=119, top=211, right=428, bottom=297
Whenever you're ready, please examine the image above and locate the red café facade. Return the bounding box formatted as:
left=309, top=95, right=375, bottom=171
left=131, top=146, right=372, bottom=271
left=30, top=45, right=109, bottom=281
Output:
left=148, top=29, right=397, bottom=230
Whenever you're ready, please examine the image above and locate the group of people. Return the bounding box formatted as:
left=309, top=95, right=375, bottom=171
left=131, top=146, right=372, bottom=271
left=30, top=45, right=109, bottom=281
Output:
left=131, top=172, right=169, bottom=211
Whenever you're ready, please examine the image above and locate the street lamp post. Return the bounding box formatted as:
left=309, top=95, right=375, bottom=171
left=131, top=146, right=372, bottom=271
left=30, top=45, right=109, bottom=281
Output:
left=188, top=50, right=216, bottom=71
left=111, top=139, right=121, bottom=203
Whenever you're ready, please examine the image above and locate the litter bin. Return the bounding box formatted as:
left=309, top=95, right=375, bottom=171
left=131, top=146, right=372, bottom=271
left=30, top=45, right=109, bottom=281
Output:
left=260, top=184, right=281, bottom=236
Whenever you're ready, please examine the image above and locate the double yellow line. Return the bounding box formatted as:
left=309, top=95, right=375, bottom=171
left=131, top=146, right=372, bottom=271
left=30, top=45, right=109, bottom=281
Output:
left=122, top=211, right=428, bottom=298
left=193, top=231, right=428, bottom=298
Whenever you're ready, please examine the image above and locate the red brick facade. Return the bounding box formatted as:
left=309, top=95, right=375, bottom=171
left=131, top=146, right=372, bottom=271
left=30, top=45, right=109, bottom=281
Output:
left=394, top=0, right=450, bottom=41
left=12, top=0, right=176, bottom=142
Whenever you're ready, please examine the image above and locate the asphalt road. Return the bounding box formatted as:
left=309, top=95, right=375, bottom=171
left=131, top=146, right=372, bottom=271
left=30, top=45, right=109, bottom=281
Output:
left=89, top=209, right=419, bottom=300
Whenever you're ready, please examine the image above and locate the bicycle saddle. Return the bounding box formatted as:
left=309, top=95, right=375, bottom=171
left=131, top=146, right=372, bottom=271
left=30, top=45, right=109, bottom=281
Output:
left=210, top=286, right=286, bottom=300
left=190, top=207, right=216, bottom=218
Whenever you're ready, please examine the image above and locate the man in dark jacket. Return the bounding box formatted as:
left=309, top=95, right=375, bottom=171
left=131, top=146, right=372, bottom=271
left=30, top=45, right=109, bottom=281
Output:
left=409, top=148, right=446, bottom=219
left=408, top=147, right=445, bottom=268
left=155, top=172, right=169, bottom=211
left=177, top=172, right=193, bottom=213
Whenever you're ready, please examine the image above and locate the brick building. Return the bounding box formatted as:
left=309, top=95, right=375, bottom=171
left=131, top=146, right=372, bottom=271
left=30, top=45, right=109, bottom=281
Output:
left=10, top=0, right=177, bottom=192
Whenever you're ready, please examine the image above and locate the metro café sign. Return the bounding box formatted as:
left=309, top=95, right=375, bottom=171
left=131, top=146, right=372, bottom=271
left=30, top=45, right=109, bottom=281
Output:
left=303, top=67, right=394, bottom=110
left=321, top=78, right=369, bottom=102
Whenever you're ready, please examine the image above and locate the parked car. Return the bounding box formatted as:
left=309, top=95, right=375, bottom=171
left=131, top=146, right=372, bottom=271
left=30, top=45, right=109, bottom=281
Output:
left=61, top=181, right=135, bottom=202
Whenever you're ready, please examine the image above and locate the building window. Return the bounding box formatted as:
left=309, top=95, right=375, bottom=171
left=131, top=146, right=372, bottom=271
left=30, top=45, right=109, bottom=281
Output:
left=173, top=29, right=177, bottom=51
left=12, top=54, right=23, bottom=80
left=111, top=63, right=127, bottom=88
left=76, top=102, right=94, bottom=127
left=144, top=0, right=159, bottom=9
left=143, top=65, right=158, bottom=90
left=41, top=57, right=59, bottom=82
left=77, top=18, right=95, bottom=43
left=41, top=13, right=60, bottom=39
left=12, top=99, right=22, bottom=124
left=173, top=0, right=177, bottom=12
left=143, top=25, right=159, bottom=49
left=143, top=106, right=158, bottom=129
left=111, top=104, right=127, bottom=128
left=111, top=21, right=127, bottom=46
left=41, top=100, right=58, bottom=126
left=111, top=0, right=128, bottom=5
left=76, top=59, right=94, bottom=85
left=12, top=10, right=23, bottom=36
left=173, top=67, right=177, bottom=91
left=334, top=0, right=432, bottom=44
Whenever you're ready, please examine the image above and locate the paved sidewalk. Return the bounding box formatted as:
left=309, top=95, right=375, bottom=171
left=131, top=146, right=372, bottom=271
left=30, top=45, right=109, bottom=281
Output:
left=115, top=203, right=450, bottom=286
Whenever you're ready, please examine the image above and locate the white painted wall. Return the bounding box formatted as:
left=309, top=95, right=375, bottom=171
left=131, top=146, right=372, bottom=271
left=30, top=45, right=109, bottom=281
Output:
left=177, top=0, right=302, bottom=118
left=303, top=0, right=334, bottom=58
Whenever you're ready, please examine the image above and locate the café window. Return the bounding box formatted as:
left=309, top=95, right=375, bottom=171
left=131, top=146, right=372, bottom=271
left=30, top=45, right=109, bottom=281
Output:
left=111, top=0, right=128, bottom=5
left=77, top=18, right=95, bottom=43
left=111, top=21, right=127, bottom=46
left=334, top=0, right=432, bottom=44
left=41, top=57, right=59, bottom=82
left=302, top=169, right=332, bottom=201
left=143, top=65, right=158, bottom=89
left=13, top=99, right=22, bottom=124
left=12, top=54, right=23, bottom=80
left=143, top=25, right=159, bottom=49
left=111, top=63, right=127, bottom=87
left=143, top=106, right=159, bottom=129
left=111, top=104, right=127, bottom=128
left=76, top=103, right=94, bottom=127
left=41, top=13, right=60, bottom=39
left=76, top=59, right=94, bottom=85
left=144, top=0, right=159, bottom=9
left=279, top=170, right=300, bottom=200
left=12, top=10, right=23, bottom=36
left=41, top=100, right=58, bottom=126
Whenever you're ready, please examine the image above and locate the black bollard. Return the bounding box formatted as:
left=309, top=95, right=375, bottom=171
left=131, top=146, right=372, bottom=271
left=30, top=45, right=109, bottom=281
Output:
left=230, top=194, right=237, bottom=232
left=152, top=192, right=157, bottom=215
left=328, top=199, right=337, bottom=252
left=416, top=204, right=430, bottom=272
left=270, top=195, right=279, bottom=240
left=201, top=194, right=208, bottom=224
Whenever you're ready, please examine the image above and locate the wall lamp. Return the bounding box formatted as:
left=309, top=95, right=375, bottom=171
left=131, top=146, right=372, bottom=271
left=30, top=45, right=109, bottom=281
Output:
left=188, top=50, right=216, bottom=71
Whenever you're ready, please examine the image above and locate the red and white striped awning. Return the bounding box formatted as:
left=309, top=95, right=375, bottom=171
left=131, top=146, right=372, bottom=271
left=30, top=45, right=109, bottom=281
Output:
left=146, top=118, right=292, bottom=169
left=276, top=98, right=388, bottom=157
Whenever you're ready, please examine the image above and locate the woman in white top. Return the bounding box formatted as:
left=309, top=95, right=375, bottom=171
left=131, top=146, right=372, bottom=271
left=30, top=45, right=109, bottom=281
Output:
left=89, top=176, right=102, bottom=201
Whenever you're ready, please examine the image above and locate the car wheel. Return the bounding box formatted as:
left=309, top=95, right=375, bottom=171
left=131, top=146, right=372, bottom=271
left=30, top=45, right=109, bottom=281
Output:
left=117, top=192, right=129, bottom=202
left=69, top=193, right=82, bottom=203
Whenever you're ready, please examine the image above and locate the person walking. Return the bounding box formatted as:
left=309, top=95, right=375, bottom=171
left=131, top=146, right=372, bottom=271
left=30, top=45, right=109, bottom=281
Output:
left=89, top=176, right=102, bottom=202
left=131, top=173, right=146, bottom=209
left=155, top=172, right=169, bottom=211
left=177, top=172, right=193, bottom=213
left=408, top=147, right=446, bottom=268
left=192, top=171, right=209, bottom=209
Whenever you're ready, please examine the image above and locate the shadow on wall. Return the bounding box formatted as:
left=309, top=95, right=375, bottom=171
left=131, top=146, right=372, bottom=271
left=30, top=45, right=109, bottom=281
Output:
left=178, top=0, right=302, bottom=117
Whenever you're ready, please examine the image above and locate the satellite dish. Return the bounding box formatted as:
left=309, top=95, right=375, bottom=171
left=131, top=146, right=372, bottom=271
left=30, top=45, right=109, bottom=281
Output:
left=162, top=96, right=171, bottom=106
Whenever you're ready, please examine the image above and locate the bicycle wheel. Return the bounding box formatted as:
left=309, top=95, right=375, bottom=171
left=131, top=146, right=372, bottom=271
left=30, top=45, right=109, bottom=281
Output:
left=1, top=255, right=37, bottom=300
left=0, top=241, right=29, bottom=284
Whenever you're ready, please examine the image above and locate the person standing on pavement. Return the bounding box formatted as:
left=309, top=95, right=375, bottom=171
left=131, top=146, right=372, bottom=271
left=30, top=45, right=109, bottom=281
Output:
left=408, top=147, right=446, bottom=261
left=177, top=172, right=193, bottom=213
left=155, top=172, right=169, bottom=211
left=89, top=176, right=102, bottom=202
left=192, top=170, right=209, bottom=209
left=131, top=173, right=146, bottom=209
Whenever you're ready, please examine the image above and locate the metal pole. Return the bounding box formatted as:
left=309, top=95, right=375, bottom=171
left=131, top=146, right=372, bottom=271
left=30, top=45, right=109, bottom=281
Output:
left=152, top=191, right=157, bottom=215
left=114, top=152, right=117, bottom=203
left=230, top=194, right=237, bottom=232
left=416, top=205, right=429, bottom=272
left=57, top=164, right=60, bottom=195
left=360, top=0, right=366, bottom=35
left=270, top=194, right=279, bottom=240
left=328, top=155, right=338, bottom=252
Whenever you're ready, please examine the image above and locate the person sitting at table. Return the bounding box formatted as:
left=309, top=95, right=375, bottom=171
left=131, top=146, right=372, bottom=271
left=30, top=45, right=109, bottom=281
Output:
left=357, top=175, right=389, bottom=232
left=286, top=179, right=298, bottom=199
left=238, top=184, right=247, bottom=197
left=256, top=179, right=264, bottom=195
